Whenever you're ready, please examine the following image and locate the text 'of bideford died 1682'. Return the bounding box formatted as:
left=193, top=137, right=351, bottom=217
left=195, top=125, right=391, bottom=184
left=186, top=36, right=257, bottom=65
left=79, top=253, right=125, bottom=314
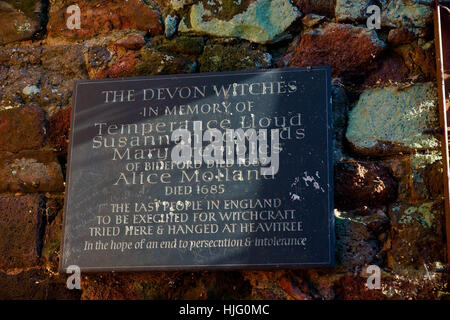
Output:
left=60, top=67, right=334, bottom=272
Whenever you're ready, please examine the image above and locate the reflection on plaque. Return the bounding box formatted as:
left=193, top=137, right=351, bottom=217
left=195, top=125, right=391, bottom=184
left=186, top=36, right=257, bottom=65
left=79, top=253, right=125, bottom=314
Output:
left=60, top=67, right=334, bottom=271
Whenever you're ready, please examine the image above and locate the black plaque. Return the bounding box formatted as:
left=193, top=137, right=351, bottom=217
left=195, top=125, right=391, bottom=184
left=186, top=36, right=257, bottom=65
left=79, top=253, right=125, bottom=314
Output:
left=60, top=67, right=334, bottom=271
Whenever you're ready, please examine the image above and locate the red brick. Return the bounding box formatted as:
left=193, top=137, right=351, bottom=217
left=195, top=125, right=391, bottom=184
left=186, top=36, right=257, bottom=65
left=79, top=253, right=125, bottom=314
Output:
left=288, top=23, right=385, bottom=78
left=335, top=160, right=397, bottom=209
left=363, top=54, right=410, bottom=88
left=48, top=106, right=71, bottom=156
left=293, top=0, right=335, bottom=17
left=0, top=151, right=64, bottom=193
left=0, top=194, right=45, bottom=269
left=114, top=33, right=146, bottom=50
left=0, top=105, right=45, bottom=153
left=0, top=1, right=42, bottom=45
left=0, top=269, right=81, bottom=299
left=47, top=0, right=163, bottom=40
left=387, top=28, right=417, bottom=46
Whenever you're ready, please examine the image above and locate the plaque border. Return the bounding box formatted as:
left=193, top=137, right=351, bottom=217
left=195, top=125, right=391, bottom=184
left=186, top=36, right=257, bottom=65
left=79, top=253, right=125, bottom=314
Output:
left=59, top=67, right=334, bottom=272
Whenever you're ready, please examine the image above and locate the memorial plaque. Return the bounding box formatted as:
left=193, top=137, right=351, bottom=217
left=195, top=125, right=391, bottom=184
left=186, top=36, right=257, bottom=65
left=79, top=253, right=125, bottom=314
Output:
left=60, top=67, right=334, bottom=271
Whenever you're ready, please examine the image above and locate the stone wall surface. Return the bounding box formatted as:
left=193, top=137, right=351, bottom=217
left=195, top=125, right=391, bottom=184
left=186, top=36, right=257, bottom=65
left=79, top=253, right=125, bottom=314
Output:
left=0, top=0, right=448, bottom=300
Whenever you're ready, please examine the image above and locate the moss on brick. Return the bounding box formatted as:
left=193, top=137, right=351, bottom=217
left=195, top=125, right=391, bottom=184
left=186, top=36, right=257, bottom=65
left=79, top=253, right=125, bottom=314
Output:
left=152, top=35, right=206, bottom=56
left=199, top=42, right=271, bottom=72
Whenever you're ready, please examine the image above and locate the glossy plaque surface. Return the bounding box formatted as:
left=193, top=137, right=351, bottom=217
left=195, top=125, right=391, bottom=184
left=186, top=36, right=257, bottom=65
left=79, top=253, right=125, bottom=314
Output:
left=60, top=67, right=334, bottom=271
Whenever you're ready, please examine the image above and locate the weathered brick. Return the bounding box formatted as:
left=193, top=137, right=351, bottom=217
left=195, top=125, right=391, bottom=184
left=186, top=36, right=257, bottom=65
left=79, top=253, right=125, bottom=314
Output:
left=0, top=194, right=45, bottom=269
left=383, top=152, right=443, bottom=204
left=0, top=151, right=64, bottom=193
left=199, top=42, right=272, bottom=73
left=288, top=23, right=385, bottom=78
left=41, top=199, right=64, bottom=272
left=333, top=275, right=384, bottom=300
left=334, top=161, right=397, bottom=209
left=387, top=28, right=418, bottom=46
left=0, top=269, right=81, bottom=299
left=394, top=41, right=436, bottom=82
left=0, top=105, right=45, bottom=152
left=387, top=201, right=446, bottom=272
left=335, top=210, right=381, bottom=271
left=47, top=0, right=163, bottom=40
left=48, top=106, right=71, bottom=156
left=0, top=1, right=46, bottom=45
left=346, top=83, right=440, bottom=156
left=82, top=270, right=252, bottom=300
left=114, top=33, right=146, bottom=50
left=293, top=0, right=335, bottom=17
left=86, top=46, right=197, bottom=79
left=0, top=44, right=88, bottom=112
left=363, top=54, right=410, bottom=88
